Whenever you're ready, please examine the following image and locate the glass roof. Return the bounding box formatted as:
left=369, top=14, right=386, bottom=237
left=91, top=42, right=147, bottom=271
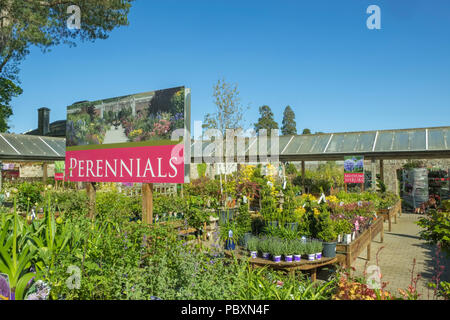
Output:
left=190, top=127, right=450, bottom=160
left=0, top=133, right=65, bottom=160
left=1, top=127, right=448, bottom=162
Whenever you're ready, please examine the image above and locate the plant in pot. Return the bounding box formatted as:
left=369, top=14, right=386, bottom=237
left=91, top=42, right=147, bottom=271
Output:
left=236, top=202, right=253, bottom=247
left=220, top=221, right=240, bottom=250
left=258, top=237, right=271, bottom=260
left=281, top=189, right=299, bottom=231
left=305, top=242, right=316, bottom=261
left=283, top=240, right=295, bottom=262
left=312, top=240, right=323, bottom=259
left=332, top=218, right=351, bottom=243
left=246, top=236, right=259, bottom=259
left=317, top=222, right=337, bottom=259
left=269, top=238, right=283, bottom=263
left=260, top=191, right=278, bottom=227
left=293, top=240, right=304, bottom=262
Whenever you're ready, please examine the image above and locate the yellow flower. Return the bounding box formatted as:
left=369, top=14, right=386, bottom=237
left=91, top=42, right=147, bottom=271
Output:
left=326, top=195, right=338, bottom=203
left=302, top=194, right=317, bottom=202
left=313, top=208, right=320, bottom=216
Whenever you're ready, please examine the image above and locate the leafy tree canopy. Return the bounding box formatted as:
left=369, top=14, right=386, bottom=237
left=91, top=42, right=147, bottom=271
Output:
left=0, top=76, right=21, bottom=131
left=0, top=0, right=134, bottom=131
left=281, top=105, right=297, bottom=135
left=254, top=105, right=278, bottom=135
left=302, top=128, right=311, bottom=135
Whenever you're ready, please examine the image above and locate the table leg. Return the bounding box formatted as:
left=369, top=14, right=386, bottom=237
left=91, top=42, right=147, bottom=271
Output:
left=346, top=252, right=352, bottom=269
left=311, top=269, right=317, bottom=282
left=388, top=215, right=392, bottom=232
left=381, top=226, right=384, bottom=243
left=367, top=242, right=371, bottom=261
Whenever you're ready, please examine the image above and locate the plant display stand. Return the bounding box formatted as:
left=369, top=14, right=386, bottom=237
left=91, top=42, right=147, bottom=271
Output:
left=225, top=250, right=338, bottom=282
left=336, top=217, right=384, bottom=268
left=377, top=200, right=402, bottom=232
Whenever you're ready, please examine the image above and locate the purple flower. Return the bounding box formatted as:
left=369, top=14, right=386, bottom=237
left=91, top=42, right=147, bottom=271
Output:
left=0, top=275, right=11, bottom=299
left=344, top=159, right=355, bottom=172
left=355, top=160, right=364, bottom=170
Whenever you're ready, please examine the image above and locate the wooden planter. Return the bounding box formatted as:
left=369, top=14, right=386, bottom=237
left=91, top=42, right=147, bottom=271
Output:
left=377, top=200, right=402, bottom=232
left=336, top=217, right=384, bottom=268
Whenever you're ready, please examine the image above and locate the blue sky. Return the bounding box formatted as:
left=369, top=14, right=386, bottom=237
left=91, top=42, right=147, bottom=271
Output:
left=9, top=0, right=450, bottom=135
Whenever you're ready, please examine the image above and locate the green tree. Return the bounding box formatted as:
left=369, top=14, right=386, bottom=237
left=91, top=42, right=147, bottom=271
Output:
left=0, top=77, right=22, bottom=132
left=254, top=105, right=278, bottom=135
left=0, top=0, right=134, bottom=129
left=203, top=78, right=247, bottom=136
left=281, top=105, right=297, bottom=135
left=302, top=128, right=311, bottom=135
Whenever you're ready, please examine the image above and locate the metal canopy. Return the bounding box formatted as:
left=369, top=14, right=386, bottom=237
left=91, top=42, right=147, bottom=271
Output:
left=0, top=133, right=65, bottom=161
left=2, top=126, right=448, bottom=163
left=191, top=126, right=450, bottom=162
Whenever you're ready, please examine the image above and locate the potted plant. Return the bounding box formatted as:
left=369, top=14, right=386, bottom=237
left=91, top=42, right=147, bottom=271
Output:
left=312, top=240, right=323, bottom=259
left=317, top=225, right=337, bottom=258
left=246, top=236, right=259, bottom=259
left=258, top=237, right=271, bottom=259
left=305, top=242, right=316, bottom=261
left=333, top=219, right=353, bottom=244
left=293, top=240, right=304, bottom=262
left=283, top=240, right=294, bottom=262
left=220, top=221, right=239, bottom=250
left=269, top=239, right=283, bottom=263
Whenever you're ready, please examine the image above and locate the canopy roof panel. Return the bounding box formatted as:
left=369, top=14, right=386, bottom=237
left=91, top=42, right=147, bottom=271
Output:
left=1, top=126, right=448, bottom=163
left=0, top=133, right=65, bottom=161
left=191, top=126, right=450, bottom=161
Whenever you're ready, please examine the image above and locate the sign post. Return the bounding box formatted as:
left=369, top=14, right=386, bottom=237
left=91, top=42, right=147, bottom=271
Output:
left=87, top=182, right=96, bottom=219
left=142, top=183, right=153, bottom=224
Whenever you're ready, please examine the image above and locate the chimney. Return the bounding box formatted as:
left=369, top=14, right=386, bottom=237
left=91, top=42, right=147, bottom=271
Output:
left=38, top=107, right=50, bottom=136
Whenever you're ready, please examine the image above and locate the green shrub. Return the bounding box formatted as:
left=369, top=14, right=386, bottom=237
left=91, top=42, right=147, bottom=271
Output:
left=16, top=182, right=44, bottom=211
left=417, top=209, right=450, bottom=254
left=246, top=236, right=259, bottom=252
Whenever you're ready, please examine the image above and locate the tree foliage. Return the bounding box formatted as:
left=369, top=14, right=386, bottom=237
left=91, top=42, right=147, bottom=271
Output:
left=203, top=78, right=247, bottom=136
left=0, top=76, right=21, bottom=131
left=254, top=105, right=278, bottom=135
left=302, top=128, right=311, bottom=135
left=0, top=0, right=134, bottom=75
left=281, top=105, right=297, bottom=135
left=0, top=0, right=134, bottom=130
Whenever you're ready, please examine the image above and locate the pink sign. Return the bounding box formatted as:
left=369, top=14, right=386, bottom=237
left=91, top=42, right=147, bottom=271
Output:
left=344, top=173, right=365, bottom=184
left=65, top=144, right=184, bottom=183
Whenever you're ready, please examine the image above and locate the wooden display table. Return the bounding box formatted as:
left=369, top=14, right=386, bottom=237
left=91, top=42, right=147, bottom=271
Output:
left=336, top=216, right=384, bottom=268
left=377, top=200, right=402, bottom=232
left=225, top=250, right=338, bottom=282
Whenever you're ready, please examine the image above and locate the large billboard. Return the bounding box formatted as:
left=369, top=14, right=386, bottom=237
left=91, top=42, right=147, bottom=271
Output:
left=65, top=86, right=189, bottom=183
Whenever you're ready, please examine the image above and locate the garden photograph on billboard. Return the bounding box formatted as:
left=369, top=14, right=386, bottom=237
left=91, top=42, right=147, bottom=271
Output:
left=65, top=86, right=188, bottom=183
left=344, top=156, right=365, bottom=184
